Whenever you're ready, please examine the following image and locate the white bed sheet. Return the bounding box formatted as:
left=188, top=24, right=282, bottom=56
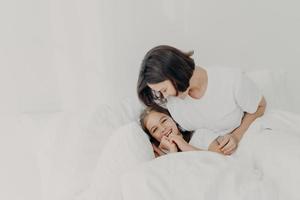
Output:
left=121, top=110, right=300, bottom=200
left=122, top=151, right=277, bottom=200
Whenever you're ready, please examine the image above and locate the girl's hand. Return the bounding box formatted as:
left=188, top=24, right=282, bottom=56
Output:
left=169, top=134, right=189, bottom=150
left=218, top=134, right=239, bottom=155
left=169, top=134, right=200, bottom=152
left=152, top=144, right=166, bottom=158
left=159, top=136, right=178, bottom=154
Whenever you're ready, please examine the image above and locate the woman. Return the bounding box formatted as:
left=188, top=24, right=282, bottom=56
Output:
left=137, top=45, right=266, bottom=155
left=140, top=105, right=224, bottom=157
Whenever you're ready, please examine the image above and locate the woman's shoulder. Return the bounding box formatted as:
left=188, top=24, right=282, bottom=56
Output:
left=203, top=65, right=242, bottom=88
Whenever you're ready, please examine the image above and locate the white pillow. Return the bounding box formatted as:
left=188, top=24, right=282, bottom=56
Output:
left=89, top=97, right=144, bottom=154
left=36, top=111, right=99, bottom=200
left=91, top=122, right=154, bottom=200
left=33, top=97, right=143, bottom=200
left=0, top=114, right=42, bottom=200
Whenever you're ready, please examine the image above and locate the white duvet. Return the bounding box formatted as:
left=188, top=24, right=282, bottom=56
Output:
left=122, top=152, right=277, bottom=200
left=121, top=110, right=300, bottom=200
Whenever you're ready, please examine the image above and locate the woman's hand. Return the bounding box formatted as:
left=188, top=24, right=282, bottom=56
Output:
left=217, top=134, right=239, bottom=155
left=159, top=136, right=178, bottom=154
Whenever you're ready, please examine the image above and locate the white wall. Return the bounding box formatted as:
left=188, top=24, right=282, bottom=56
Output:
left=1, top=1, right=300, bottom=200
left=1, top=0, right=300, bottom=114
left=0, top=0, right=62, bottom=114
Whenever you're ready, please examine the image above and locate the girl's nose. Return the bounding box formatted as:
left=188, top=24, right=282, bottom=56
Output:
left=160, top=125, right=167, bottom=134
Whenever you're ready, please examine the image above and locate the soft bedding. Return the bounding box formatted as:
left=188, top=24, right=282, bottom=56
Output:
left=122, top=151, right=277, bottom=200
left=38, top=68, right=298, bottom=200
left=120, top=110, right=300, bottom=200
left=234, top=110, right=300, bottom=200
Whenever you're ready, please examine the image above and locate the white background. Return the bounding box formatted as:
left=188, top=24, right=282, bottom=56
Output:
left=0, top=0, right=300, bottom=199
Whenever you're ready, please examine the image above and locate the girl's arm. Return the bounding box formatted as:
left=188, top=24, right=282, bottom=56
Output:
left=169, top=134, right=224, bottom=155
left=169, top=134, right=203, bottom=152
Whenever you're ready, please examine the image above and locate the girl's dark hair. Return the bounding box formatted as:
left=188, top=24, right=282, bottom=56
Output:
left=139, top=105, right=194, bottom=148
left=137, top=45, right=195, bottom=106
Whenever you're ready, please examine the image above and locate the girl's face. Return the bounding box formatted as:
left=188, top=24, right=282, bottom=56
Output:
left=145, top=111, right=181, bottom=142
left=148, top=80, right=188, bottom=99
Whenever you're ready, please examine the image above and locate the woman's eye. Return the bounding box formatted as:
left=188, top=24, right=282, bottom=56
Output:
left=153, top=128, right=157, bottom=133
left=162, top=119, right=167, bottom=123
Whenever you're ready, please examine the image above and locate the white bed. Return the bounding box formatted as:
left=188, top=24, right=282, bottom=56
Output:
left=121, top=110, right=300, bottom=200
left=3, top=69, right=300, bottom=200
left=84, top=108, right=300, bottom=200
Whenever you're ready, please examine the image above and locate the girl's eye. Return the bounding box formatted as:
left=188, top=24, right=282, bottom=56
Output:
left=162, top=119, right=167, bottom=123
left=153, top=128, right=157, bottom=133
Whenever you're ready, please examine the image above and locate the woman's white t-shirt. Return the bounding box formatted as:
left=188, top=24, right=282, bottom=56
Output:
left=167, top=67, right=262, bottom=149
left=188, top=129, right=218, bottom=150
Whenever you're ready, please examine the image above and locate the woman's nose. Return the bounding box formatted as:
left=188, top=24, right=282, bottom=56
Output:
left=162, top=92, right=168, bottom=99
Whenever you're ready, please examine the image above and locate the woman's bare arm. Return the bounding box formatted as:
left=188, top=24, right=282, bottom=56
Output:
left=208, top=137, right=225, bottom=154
left=217, top=97, right=266, bottom=155
left=232, top=96, right=266, bottom=142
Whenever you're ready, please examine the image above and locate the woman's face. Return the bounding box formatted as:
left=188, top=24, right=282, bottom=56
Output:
left=145, top=110, right=181, bottom=142
left=148, top=80, right=188, bottom=99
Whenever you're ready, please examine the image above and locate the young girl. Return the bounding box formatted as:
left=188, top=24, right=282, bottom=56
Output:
left=140, top=105, right=224, bottom=157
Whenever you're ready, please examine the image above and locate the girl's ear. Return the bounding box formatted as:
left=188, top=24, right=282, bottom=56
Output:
left=150, top=137, right=160, bottom=147
left=176, top=123, right=187, bottom=132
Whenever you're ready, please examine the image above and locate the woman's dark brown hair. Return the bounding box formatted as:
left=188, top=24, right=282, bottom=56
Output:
left=139, top=105, right=194, bottom=148
left=137, top=45, right=195, bottom=106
